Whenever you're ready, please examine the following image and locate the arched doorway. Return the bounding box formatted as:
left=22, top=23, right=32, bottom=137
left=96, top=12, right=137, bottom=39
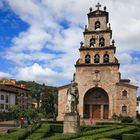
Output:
left=84, top=87, right=109, bottom=119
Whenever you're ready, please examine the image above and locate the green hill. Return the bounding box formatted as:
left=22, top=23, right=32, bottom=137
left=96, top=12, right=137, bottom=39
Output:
left=17, top=80, right=57, bottom=97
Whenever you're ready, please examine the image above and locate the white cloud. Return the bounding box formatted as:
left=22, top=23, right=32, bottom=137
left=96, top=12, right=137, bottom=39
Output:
left=15, top=63, right=65, bottom=86
left=117, top=53, right=132, bottom=64
left=10, top=26, right=52, bottom=52
left=0, top=72, right=11, bottom=79
left=1, top=0, right=140, bottom=91
left=4, top=51, right=55, bottom=65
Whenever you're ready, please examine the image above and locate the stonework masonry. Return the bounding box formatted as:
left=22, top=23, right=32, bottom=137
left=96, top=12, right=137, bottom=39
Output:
left=57, top=3, right=138, bottom=121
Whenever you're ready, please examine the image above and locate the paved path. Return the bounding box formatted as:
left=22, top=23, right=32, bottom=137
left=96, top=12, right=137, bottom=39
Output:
left=0, top=120, right=19, bottom=133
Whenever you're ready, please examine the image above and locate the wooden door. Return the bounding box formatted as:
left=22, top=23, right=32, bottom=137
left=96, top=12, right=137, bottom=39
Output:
left=92, top=105, right=101, bottom=119
left=103, top=105, right=109, bottom=119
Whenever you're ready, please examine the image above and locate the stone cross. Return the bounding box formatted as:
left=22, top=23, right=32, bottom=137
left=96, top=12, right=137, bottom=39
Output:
left=96, top=2, right=101, bottom=10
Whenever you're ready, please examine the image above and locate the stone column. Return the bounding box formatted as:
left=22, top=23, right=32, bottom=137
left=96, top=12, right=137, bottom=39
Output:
left=101, top=104, right=104, bottom=119
left=90, top=104, right=92, bottom=117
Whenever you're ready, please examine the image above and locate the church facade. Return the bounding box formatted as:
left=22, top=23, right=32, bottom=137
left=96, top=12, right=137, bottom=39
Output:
left=57, top=3, right=138, bottom=120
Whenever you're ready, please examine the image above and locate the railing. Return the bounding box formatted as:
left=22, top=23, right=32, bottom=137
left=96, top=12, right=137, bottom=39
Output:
left=0, top=112, right=14, bottom=121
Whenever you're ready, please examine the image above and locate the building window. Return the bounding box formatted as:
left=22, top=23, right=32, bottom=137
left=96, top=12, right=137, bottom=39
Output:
left=122, top=90, right=128, bottom=97
left=1, top=95, right=4, bottom=100
left=5, top=105, right=9, bottom=110
left=122, top=105, right=127, bottom=113
left=5, top=95, right=9, bottom=103
left=137, top=102, right=139, bottom=106
left=90, top=38, right=95, bottom=47
left=99, top=37, right=105, bottom=47
left=94, top=54, right=100, bottom=63
left=103, top=54, right=109, bottom=63
left=0, top=104, right=4, bottom=109
left=85, top=55, right=90, bottom=64
left=95, top=21, right=100, bottom=30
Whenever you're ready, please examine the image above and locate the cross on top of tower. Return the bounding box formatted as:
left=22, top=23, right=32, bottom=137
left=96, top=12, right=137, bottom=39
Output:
left=96, top=2, right=101, bottom=10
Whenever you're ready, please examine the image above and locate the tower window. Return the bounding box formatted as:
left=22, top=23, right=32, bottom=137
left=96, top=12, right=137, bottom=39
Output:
left=103, top=54, right=109, bottom=63
left=122, top=105, right=127, bottom=113
left=99, top=37, right=105, bottom=47
left=94, top=54, right=100, bottom=63
left=122, top=90, right=128, bottom=97
left=90, top=38, right=95, bottom=47
left=95, top=21, right=100, bottom=30
left=85, top=55, right=90, bottom=64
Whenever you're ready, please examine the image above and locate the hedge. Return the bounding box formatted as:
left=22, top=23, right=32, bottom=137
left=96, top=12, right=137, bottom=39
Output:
left=41, top=120, right=63, bottom=124
left=96, top=122, right=118, bottom=125
left=98, top=138, right=117, bottom=140
left=80, top=125, right=113, bottom=132
left=26, top=123, right=63, bottom=140
left=74, top=126, right=138, bottom=140
left=122, top=134, right=137, bottom=140
left=134, top=132, right=140, bottom=140
left=26, top=123, right=51, bottom=140
left=0, top=122, right=41, bottom=140
left=50, top=124, right=63, bottom=133
left=44, top=125, right=122, bottom=140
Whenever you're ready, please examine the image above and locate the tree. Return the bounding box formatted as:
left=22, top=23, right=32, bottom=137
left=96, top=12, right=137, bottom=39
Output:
left=10, top=105, right=39, bottom=125
left=10, top=105, right=24, bottom=120
left=41, top=91, right=58, bottom=119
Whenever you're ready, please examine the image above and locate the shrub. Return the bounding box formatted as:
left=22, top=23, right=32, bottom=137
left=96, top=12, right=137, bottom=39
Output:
left=121, top=116, right=133, bottom=123
left=0, top=122, right=42, bottom=140
left=73, top=126, right=138, bottom=140
left=134, top=132, right=140, bottom=140
left=7, top=128, right=18, bottom=133
left=80, top=125, right=112, bottom=132
left=26, top=123, right=51, bottom=140
left=98, top=138, right=117, bottom=140
left=50, top=124, right=63, bottom=133
left=41, top=120, right=63, bottom=124
left=45, top=125, right=122, bottom=140
left=96, top=122, right=118, bottom=125
left=122, top=134, right=137, bottom=140
left=112, top=113, right=119, bottom=121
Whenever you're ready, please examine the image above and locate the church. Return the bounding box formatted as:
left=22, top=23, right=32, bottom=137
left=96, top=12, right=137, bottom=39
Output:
left=57, top=3, right=138, bottom=120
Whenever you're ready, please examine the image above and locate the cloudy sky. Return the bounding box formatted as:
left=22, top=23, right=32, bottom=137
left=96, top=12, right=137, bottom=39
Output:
left=0, top=0, right=140, bottom=94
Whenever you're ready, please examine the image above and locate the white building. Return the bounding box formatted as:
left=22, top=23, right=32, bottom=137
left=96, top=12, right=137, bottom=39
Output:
left=136, top=96, right=140, bottom=115
left=0, top=88, right=16, bottom=112
left=0, top=79, right=32, bottom=112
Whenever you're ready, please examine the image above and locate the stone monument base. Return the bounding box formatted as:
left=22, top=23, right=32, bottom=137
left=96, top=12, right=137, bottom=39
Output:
left=63, top=113, right=80, bottom=133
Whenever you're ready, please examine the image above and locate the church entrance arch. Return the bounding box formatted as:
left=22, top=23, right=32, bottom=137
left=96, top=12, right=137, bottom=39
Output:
left=84, top=87, right=109, bottom=119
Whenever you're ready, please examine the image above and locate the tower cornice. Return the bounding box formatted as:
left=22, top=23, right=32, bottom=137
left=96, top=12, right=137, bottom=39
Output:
left=79, top=46, right=116, bottom=53
left=87, top=10, right=109, bottom=23
left=75, top=63, right=120, bottom=68
left=83, top=30, right=112, bottom=34
left=83, top=30, right=112, bottom=38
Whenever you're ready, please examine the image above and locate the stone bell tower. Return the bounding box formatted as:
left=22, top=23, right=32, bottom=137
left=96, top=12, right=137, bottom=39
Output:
left=76, top=3, right=118, bottom=67
left=75, top=2, right=120, bottom=119
left=57, top=3, right=138, bottom=121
